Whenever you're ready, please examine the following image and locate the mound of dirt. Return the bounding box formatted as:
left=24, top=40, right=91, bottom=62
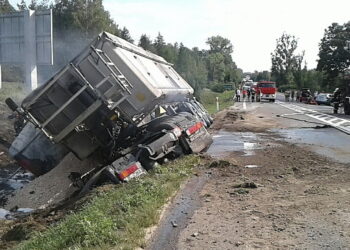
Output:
left=5, top=153, right=99, bottom=210
left=210, top=106, right=277, bottom=133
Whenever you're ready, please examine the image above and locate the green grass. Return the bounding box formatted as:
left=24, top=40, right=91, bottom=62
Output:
left=0, top=82, right=26, bottom=102
left=200, top=89, right=234, bottom=114
left=17, top=155, right=200, bottom=250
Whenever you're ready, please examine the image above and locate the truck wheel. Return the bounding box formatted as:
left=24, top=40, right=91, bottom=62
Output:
left=138, top=149, right=156, bottom=171
left=146, top=116, right=178, bottom=132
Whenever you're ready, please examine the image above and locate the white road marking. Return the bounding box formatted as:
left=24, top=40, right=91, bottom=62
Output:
left=243, top=100, right=246, bottom=110
left=276, top=101, right=350, bottom=135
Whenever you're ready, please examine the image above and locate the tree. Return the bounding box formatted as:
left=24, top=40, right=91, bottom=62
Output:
left=271, top=33, right=304, bottom=88
left=27, top=0, right=50, bottom=10
left=251, top=70, right=271, bottom=82
left=206, top=36, right=236, bottom=84
left=317, top=22, right=350, bottom=88
left=0, top=0, right=15, bottom=13
left=292, top=51, right=305, bottom=88
left=17, top=0, right=27, bottom=10
left=52, top=0, right=119, bottom=37
left=206, top=36, right=233, bottom=55
left=153, top=32, right=165, bottom=55
left=207, top=52, right=225, bottom=82
left=71, top=0, right=120, bottom=38
left=50, top=0, right=120, bottom=70
left=138, top=34, right=154, bottom=51
left=161, top=43, right=178, bottom=64
left=120, top=27, right=134, bottom=43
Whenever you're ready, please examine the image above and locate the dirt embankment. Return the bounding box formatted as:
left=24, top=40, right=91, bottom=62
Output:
left=173, top=106, right=350, bottom=249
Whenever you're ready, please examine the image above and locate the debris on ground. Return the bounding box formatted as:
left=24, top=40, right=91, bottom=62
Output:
left=233, top=182, right=258, bottom=189
left=208, top=160, right=231, bottom=168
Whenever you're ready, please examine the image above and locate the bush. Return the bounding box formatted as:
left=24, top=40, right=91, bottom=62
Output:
left=210, top=83, right=225, bottom=93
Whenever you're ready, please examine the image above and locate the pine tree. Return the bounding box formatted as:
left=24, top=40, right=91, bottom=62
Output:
left=153, top=32, right=165, bottom=55
left=28, top=0, right=37, bottom=10
left=0, top=0, right=15, bottom=13
left=17, top=0, right=27, bottom=10
left=120, top=27, right=134, bottom=43
left=138, top=34, right=154, bottom=52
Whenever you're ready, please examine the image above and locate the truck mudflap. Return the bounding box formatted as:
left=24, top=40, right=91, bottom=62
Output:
left=183, top=122, right=213, bottom=153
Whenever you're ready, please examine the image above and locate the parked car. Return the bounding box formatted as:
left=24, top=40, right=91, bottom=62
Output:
left=316, top=93, right=332, bottom=105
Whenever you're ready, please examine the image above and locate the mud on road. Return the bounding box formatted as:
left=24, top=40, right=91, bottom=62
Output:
left=149, top=104, right=350, bottom=249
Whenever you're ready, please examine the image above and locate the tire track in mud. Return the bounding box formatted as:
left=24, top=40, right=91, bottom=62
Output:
left=146, top=172, right=209, bottom=250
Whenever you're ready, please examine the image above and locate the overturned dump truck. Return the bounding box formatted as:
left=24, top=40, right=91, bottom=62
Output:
left=6, top=32, right=213, bottom=191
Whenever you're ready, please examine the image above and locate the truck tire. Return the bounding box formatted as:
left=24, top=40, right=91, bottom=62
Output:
left=138, top=149, right=156, bottom=171
left=146, top=112, right=193, bottom=132
left=146, top=115, right=177, bottom=132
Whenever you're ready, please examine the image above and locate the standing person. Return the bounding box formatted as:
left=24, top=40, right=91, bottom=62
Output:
left=296, top=90, right=300, bottom=102
left=251, top=88, right=256, bottom=102
left=291, top=90, right=295, bottom=102
left=236, top=88, right=241, bottom=102
left=284, top=90, right=290, bottom=102
left=247, top=88, right=251, bottom=101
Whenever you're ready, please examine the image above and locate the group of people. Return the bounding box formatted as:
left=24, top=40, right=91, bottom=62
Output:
left=235, top=88, right=256, bottom=102
left=284, top=89, right=318, bottom=102
left=284, top=90, right=295, bottom=102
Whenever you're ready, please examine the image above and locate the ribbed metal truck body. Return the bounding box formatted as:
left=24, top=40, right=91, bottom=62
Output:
left=16, top=32, right=193, bottom=159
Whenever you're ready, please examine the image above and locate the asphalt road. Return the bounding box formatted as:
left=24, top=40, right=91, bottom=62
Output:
left=244, top=93, right=350, bottom=134
left=235, top=95, right=350, bottom=163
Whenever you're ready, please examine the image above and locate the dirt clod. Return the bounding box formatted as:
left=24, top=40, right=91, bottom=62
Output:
left=233, top=182, right=258, bottom=189
left=191, top=232, right=199, bottom=237
left=208, top=160, right=230, bottom=168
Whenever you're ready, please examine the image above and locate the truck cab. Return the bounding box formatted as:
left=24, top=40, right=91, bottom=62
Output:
left=256, top=81, right=277, bottom=102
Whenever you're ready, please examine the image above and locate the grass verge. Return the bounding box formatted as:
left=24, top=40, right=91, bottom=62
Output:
left=16, top=155, right=200, bottom=250
left=200, top=89, right=234, bottom=114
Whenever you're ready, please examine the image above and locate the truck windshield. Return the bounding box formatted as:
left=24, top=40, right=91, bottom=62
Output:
left=259, top=83, right=275, bottom=88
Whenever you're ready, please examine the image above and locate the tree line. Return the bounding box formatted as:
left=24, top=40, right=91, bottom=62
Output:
left=270, top=22, right=350, bottom=93
left=0, top=0, right=243, bottom=97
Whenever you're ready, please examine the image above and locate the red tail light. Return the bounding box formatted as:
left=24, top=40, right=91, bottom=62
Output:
left=118, top=163, right=139, bottom=180
left=186, top=122, right=203, bottom=136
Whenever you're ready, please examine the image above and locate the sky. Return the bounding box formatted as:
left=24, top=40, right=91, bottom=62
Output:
left=9, top=0, right=350, bottom=72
